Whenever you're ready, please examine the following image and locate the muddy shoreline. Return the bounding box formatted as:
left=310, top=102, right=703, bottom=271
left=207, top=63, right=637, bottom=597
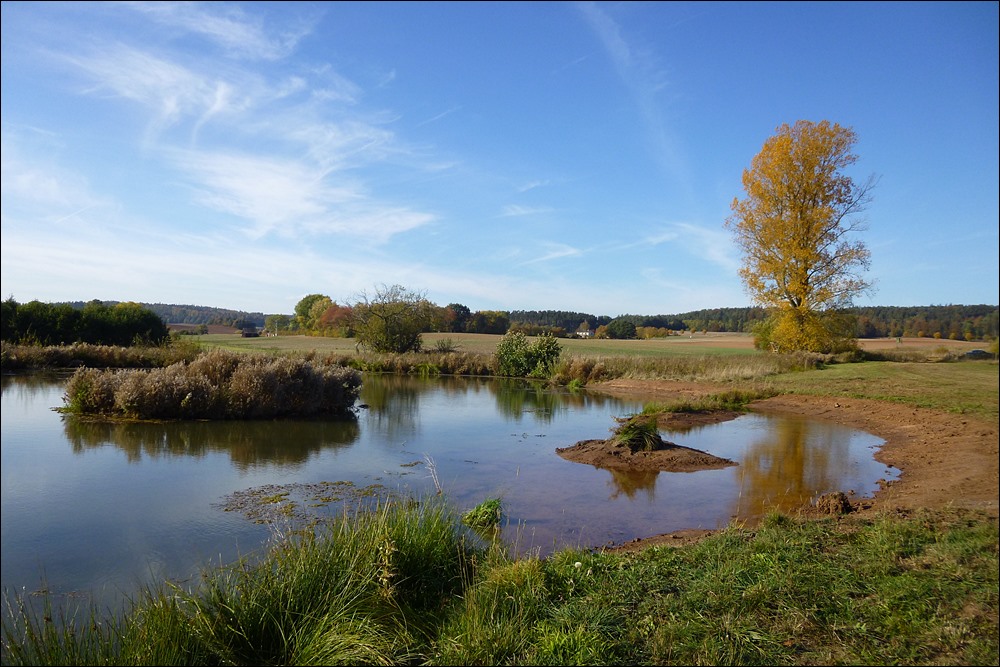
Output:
left=587, top=379, right=1000, bottom=551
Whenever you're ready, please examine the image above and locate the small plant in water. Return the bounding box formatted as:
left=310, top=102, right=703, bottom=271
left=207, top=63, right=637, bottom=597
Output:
left=462, top=497, right=503, bottom=529
left=609, top=414, right=668, bottom=453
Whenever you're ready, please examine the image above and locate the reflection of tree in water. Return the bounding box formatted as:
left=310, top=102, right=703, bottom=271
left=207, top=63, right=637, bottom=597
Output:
left=606, top=468, right=659, bottom=501
left=1, top=372, right=71, bottom=400
left=735, top=417, right=850, bottom=518
left=360, top=374, right=424, bottom=443
left=490, top=378, right=625, bottom=423
left=361, top=375, right=631, bottom=434
left=62, top=417, right=360, bottom=469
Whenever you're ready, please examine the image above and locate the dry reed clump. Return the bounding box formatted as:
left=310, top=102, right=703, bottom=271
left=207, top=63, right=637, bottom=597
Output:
left=62, top=367, right=126, bottom=414
left=62, top=349, right=362, bottom=420
left=551, top=357, right=610, bottom=385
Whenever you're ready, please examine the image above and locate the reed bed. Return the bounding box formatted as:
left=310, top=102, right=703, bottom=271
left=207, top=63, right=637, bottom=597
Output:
left=61, top=348, right=361, bottom=420
left=0, top=340, right=201, bottom=371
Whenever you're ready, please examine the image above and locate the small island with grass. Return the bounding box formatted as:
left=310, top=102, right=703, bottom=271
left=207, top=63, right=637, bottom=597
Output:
left=556, top=413, right=738, bottom=473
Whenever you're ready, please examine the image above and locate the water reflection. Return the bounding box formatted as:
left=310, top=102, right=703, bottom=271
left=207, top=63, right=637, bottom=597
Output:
left=606, top=469, right=659, bottom=500
left=359, top=374, right=423, bottom=440
left=362, top=374, right=623, bottom=425
left=2, top=372, right=895, bottom=616
left=0, top=371, right=72, bottom=401
left=733, top=415, right=853, bottom=518
left=62, top=417, right=360, bottom=469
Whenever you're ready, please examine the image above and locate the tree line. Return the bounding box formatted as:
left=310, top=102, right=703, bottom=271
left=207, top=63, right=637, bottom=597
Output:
left=6, top=296, right=995, bottom=348
left=279, top=291, right=997, bottom=343
left=2, top=298, right=169, bottom=346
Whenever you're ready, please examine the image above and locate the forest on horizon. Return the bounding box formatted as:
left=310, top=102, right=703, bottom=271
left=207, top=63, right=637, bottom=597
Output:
left=51, top=299, right=999, bottom=342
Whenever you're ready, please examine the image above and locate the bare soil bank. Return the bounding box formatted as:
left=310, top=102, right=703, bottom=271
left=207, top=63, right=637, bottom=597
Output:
left=590, top=379, right=999, bottom=551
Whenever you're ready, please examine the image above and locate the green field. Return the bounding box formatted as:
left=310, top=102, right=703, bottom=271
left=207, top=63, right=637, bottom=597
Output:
left=189, top=331, right=762, bottom=357
left=187, top=331, right=998, bottom=421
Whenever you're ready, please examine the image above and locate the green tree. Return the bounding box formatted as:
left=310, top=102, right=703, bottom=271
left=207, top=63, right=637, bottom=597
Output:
left=466, top=310, right=510, bottom=334
left=293, top=294, right=330, bottom=332
left=726, top=120, right=878, bottom=353
left=307, top=296, right=335, bottom=334
left=444, top=303, right=472, bottom=333
left=351, top=284, right=431, bottom=353
left=606, top=318, right=637, bottom=340
left=264, top=314, right=291, bottom=335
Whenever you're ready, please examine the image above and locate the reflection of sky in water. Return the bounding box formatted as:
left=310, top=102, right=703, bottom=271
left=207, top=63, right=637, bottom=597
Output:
left=1, top=374, right=897, bottom=613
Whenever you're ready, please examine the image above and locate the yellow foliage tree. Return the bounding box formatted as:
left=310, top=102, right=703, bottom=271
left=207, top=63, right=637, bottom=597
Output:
left=726, top=120, right=878, bottom=353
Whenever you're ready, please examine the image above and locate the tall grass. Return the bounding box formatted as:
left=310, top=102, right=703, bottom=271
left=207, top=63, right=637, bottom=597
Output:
left=641, top=388, right=780, bottom=415
left=551, top=351, right=820, bottom=385
left=2, top=497, right=478, bottom=666
left=608, top=414, right=666, bottom=453
left=3, top=504, right=995, bottom=666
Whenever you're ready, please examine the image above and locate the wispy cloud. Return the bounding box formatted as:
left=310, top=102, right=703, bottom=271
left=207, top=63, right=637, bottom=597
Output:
left=647, top=222, right=739, bottom=272
left=517, top=179, right=550, bottom=193
left=500, top=204, right=553, bottom=218
left=578, top=2, right=689, bottom=194
left=520, top=242, right=583, bottom=265
left=416, top=106, right=462, bottom=127
left=63, top=44, right=216, bottom=138
left=45, top=11, right=433, bottom=247
left=120, top=1, right=314, bottom=61
left=1, top=129, right=115, bottom=225
left=170, top=148, right=433, bottom=242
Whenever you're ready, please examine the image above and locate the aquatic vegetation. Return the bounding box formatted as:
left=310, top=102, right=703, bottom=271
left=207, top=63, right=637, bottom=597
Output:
left=462, top=497, right=504, bottom=529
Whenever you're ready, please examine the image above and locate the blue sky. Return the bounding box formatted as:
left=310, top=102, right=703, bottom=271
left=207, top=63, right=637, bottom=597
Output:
left=2, top=1, right=997, bottom=317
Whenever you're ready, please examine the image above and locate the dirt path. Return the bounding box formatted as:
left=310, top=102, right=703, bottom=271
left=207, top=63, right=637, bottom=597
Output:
left=590, top=379, right=999, bottom=551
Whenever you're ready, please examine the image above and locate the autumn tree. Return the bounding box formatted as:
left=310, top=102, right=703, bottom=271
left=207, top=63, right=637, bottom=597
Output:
left=293, top=294, right=331, bottom=333
left=726, top=120, right=878, bottom=353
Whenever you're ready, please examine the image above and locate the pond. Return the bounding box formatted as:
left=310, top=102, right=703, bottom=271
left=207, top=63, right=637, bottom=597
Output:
left=1, top=373, right=897, bottom=613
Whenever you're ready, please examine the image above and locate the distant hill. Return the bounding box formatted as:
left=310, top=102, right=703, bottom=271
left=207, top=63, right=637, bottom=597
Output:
left=61, top=301, right=270, bottom=328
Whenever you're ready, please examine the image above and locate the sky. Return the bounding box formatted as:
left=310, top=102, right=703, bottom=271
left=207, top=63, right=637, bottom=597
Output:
left=2, top=1, right=997, bottom=318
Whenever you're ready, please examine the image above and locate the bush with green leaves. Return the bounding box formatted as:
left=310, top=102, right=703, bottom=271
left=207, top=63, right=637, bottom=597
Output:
left=492, top=331, right=562, bottom=378
left=351, top=285, right=432, bottom=353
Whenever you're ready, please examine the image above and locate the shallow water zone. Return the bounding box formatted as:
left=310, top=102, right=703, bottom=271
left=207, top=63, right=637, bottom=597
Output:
left=1, top=373, right=897, bottom=611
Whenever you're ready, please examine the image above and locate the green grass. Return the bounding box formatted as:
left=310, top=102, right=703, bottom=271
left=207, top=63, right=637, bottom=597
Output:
left=4, top=504, right=996, bottom=666
left=608, top=414, right=666, bottom=452
left=762, top=360, right=999, bottom=421
left=191, top=332, right=762, bottom=357
left=642, top=388, right=780, bottom=415
left=462, top=497, right=504, bottom=530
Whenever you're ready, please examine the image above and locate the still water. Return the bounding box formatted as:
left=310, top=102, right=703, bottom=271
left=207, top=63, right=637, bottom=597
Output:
left=1, top=373, right=897, bottom=611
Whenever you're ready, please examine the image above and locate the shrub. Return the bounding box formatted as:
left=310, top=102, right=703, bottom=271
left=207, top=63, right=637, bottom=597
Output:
left=492, top=332, right=562, bottom=378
